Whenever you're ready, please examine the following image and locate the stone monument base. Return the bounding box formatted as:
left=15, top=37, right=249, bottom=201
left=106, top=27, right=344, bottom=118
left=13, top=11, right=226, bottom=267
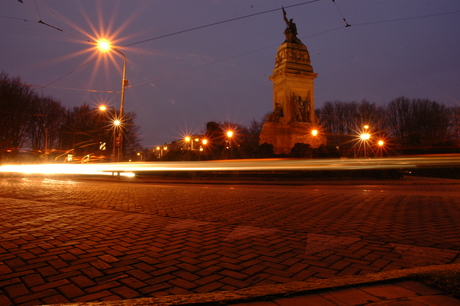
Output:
left=259, top=121, right=327, bottom=155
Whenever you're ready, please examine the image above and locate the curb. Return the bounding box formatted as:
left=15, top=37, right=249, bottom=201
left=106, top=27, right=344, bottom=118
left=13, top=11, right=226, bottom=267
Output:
left=75, top=175, right=460, bottom=186
left=44, top=263, right=460, bottom=306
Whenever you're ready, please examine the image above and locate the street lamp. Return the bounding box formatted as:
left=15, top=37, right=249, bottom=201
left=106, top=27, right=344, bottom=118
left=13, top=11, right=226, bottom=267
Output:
left=184, top=136, right=192, bottom=150
left=200, top=139, right=208, bottom=152
left=226, top=130, right=234, bottom=150
left=360, top=132, right=371, bottom=158
left=360, top=133, right=371, bottom=141
left=112, top=119, right=121, bottom=162
left=96, top=40, right=128, bottom=161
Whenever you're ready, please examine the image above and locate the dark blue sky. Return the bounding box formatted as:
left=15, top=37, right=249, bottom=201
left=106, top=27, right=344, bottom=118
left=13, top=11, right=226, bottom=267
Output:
left=2, top=0, right=460, bottom=147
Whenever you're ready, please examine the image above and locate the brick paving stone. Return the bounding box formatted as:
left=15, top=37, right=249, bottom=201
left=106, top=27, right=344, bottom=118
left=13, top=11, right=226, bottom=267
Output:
left=72, top=290, right=113, bottom=302
left=0, top=294, right=13, bottom=306
left=42, top=294, right=70, bottom=304
left=110, top=286, right=141, bottom=299
left=0, top=264, right=13, bottom=275
left=1, top=178, right=460, bottom=304
left=14, top=289, right=59, bottom=304
left=220, top=277, right=250, bottom=288
left=219, top=270, right=248, bottom=280
left=0, top=277, right=22, bottom=288
left=90, top=259, right=113, bottom=270
left=146, top=274, right=175, bottom=285
left=5, top=258, right=25, bottom=268
left=21, top=274, right=44, bottom=287
left=81, top=266, right=104, bottom=278
left=70, top=275, right=96, bottom=288
left=58, top=283, right=85, bottom=299
left=119, top=277, right=147, bottom=289
left=125, top=269, right=152, bottom=281
left=4, top=283, right=30, bottom=299
left=30, top=279, right=70, bottom=292
left=140, top=283, right=171, bottom=295
left=167, top=286, right=191, bottom=296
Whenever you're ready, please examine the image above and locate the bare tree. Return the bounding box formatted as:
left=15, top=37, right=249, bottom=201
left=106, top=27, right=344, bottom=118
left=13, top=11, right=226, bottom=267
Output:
left=0, top=72, right=36, bottom=156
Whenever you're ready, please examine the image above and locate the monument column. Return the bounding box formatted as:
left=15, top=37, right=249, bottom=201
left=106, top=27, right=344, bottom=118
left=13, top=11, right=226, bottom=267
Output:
left=260, top=8, right=326, bottom=154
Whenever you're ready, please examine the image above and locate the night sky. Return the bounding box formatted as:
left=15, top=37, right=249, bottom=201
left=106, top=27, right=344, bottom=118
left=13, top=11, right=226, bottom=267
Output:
left=2, top=0, right=460, bottom=147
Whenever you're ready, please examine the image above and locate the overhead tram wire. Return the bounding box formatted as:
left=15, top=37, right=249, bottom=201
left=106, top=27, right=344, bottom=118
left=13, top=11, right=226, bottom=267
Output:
left=352, top=10, right=460, bottom=27
left=331, top=0, right=351, bottom=27
left=42, top=57, right=97, bottom=89
left=33, top=0, right=42, bottom=21
left=123, top=0, right=321, bottom=47
left=0, top=15, right=92, bottom=41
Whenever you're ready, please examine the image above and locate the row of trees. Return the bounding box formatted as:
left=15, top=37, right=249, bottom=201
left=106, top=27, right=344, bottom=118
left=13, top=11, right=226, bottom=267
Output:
left=0, top=72, right=141, bottom=163
left=316, top=98, right=460, bottom=155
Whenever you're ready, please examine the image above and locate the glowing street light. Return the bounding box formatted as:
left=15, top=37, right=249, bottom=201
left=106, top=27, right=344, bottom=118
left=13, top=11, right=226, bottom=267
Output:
left=360, top=133, right=371, bottom=141
left=378, top=140, right=384, bottom=147
left=184, top=136, right=192, bottom=150
left=311, top=129, right=318, bottom=137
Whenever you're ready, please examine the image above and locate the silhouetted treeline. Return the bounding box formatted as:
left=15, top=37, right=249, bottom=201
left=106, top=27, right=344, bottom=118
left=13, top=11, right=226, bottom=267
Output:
left=0, top=72, right=141, bottom=162
left=316, top=98, right=459, bottom=155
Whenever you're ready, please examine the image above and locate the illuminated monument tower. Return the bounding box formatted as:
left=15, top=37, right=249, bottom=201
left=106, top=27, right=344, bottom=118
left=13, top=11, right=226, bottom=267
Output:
left=260, top=8, right=326, bottom=154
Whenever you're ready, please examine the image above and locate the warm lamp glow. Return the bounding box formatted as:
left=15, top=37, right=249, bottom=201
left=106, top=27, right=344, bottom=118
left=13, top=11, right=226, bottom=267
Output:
left=363, top=125, right=369, bottom=130
left=185, top=136, right=191, bottom=142
left=113, top=119, right=121, bottom=126
left=202, top=139, right=208, bottom=145
left=227, top=131, right=234, bottom=138
left=99, top=105, right=107, bottom=111
left=360, top=133, right=371, bottom=140
left=97, top=40, right=111, bottom=52
left=378, top=140, right=384, bottom=146
left=311, top=129, right=318, bottom=136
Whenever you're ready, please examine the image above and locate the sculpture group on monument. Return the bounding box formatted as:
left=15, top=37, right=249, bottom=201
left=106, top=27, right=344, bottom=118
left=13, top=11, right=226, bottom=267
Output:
left=260, top=8, right=326, bottom=155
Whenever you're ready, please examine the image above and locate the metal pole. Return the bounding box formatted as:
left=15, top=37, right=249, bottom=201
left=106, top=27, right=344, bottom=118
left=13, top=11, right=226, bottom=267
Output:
left=114, top=48, right=127, bottom=162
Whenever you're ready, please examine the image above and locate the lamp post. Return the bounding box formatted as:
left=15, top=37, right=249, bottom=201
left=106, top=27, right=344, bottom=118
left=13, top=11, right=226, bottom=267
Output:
left=98, top=105, right=119, bottom=162
left=96, top=40, right=128, bottom=161
left=377, top=140, right=384, bottom=158
left=113, top=119, right=121, bottom=162
left=360, top=132, right=371, bottom=158
left=184, top=136, right=192, bottom=150
left=226, top=131, right=233, bottom=149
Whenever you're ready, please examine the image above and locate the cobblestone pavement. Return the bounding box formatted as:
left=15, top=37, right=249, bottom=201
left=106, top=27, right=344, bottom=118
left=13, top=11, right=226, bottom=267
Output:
left=0, top=176, right=460, bottom=305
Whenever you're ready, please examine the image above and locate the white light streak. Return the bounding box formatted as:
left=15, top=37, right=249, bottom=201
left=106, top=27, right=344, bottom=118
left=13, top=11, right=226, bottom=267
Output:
left=1, top=155, right=460, bottom=176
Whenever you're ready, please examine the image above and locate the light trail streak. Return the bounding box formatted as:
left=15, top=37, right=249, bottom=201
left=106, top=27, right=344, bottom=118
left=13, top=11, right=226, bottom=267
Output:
left=1, top=155, right=459, bottom=176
